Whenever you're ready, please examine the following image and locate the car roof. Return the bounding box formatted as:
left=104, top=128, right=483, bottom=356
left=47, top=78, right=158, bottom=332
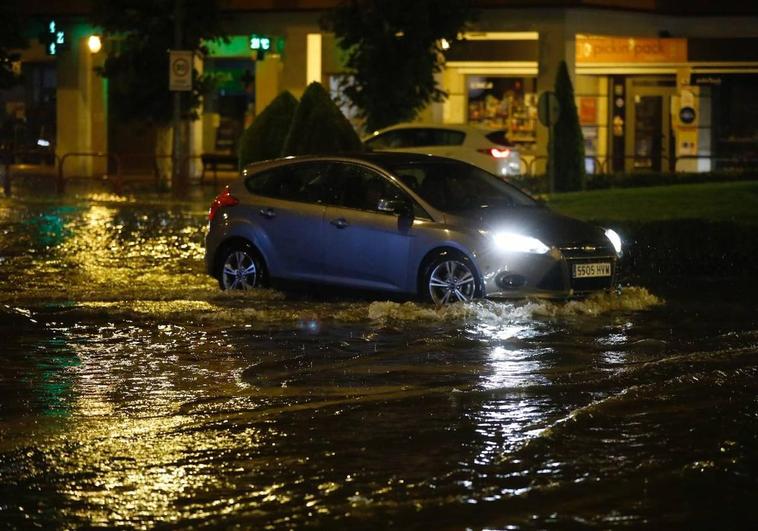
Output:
left=364, top=123, right=500, bottom=137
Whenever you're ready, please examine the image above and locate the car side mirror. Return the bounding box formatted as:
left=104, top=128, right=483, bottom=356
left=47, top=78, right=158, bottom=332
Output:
left=377, top=198, right=414, bottom=219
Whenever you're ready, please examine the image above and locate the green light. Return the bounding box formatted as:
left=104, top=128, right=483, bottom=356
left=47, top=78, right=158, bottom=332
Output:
left=46, top=18, right=66, bottom=56
left=250, top=34, right=271, bottom=51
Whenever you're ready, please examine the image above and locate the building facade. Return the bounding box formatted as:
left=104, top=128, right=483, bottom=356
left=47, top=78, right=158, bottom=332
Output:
left=3, top=0, right=758, bottom=177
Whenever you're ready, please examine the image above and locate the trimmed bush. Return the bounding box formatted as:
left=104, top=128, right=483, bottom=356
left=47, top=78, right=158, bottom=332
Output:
left=281, top=82, right=364, bottom=156
left=552, top=61, right=585, bottom=192
left=238, top=91, right=298, bottom=168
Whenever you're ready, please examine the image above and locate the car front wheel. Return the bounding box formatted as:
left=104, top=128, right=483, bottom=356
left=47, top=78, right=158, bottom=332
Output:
left=422, top=252, right=480, bottom=305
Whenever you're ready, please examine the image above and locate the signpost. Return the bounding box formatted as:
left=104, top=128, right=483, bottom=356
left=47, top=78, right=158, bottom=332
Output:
left=538, top=91, right=561, bottom=194
left=169, top=50, right=192, bottom=92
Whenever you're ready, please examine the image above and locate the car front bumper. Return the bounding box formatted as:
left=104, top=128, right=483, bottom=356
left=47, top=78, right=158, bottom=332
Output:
left=477, top=245, right=619, bottom=299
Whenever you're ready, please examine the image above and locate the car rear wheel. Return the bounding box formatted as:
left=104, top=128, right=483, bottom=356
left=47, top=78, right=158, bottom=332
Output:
left=217, top=242, right=266, bottom=291
left=422, top=252, right=480, bottom=305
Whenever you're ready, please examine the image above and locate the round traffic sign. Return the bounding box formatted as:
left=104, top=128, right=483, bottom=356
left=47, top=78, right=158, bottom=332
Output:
left=538, top=91, right=561, bottom=127
left=172, top=58, right=189, bottom=77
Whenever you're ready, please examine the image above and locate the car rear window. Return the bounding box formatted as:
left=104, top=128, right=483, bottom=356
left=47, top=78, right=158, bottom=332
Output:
left=484, top=130, right=513, bottom=147
left=244, top=163, right=328, bottom=203
left=366, top=128, right=465, bottom=149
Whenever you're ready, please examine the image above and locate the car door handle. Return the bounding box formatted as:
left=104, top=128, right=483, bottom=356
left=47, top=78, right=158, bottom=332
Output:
left=330, top=217, right=349, bottom=229
left=258, top=208, right=276, bottom=219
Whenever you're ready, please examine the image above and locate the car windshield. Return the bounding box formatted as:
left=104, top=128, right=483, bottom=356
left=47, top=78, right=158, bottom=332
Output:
left=386, top=160, right=537, bottom=212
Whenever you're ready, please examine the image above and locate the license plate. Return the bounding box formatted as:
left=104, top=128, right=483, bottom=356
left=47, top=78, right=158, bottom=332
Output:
left=573, top=262, right=612, bottom=278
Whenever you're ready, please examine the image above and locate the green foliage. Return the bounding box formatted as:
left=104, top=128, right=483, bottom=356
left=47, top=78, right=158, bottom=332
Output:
left=551, top=61, right=585, bottom=192
left=92, top=0, right=226, bottom=125
left=512, top=170, right=758, bottom=195
left=281, top=82, right=364, bottom=156
left=547, top=180, right=758, bottom=278
left=325, top=0, right=472, bottom=132
left=0, top=4, right=27, bottom=89
left=238, top=91, right=298, bottom=168
left=547, top=180, right=758, bottom=225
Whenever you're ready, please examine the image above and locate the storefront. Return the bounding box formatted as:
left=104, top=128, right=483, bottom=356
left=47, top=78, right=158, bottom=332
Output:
left=439, top=32, right=539, bottom=159
left=574, top=34, right=758, bottom=174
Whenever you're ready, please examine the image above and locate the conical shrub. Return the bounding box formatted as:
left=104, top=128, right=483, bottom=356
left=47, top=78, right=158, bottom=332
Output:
left=238, top=90, right=298, bottom=168
left=281, top=82, right=363, bottom=156
left=552, top=61, right=585, bottom=192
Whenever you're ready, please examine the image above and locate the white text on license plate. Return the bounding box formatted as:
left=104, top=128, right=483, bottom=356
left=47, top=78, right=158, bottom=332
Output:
left=573, top=262, right=611, bottom=278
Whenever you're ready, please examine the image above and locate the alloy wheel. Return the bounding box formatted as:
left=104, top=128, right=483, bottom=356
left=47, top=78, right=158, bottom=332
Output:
left=221, top=250, right=259, bottom=290
left=428, top=259, right=476, bottom=305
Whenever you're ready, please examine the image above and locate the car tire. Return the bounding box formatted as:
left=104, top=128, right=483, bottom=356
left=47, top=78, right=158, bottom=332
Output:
left=216, top=241, right=267, bottom=291
left=420, top=250, right=481, bottom=305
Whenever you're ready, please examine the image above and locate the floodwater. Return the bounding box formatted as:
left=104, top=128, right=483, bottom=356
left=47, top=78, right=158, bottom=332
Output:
left=1, top=187, right=757, bottom=528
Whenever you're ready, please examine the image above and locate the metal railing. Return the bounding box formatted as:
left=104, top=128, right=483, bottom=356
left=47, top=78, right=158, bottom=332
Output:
left=520, top=155, right=758, bottom=176
left=3, top=149, right=757, bottom=197
left=58, top=152, right=122, bottom=194
left=1, top=148, right=60, bottom=196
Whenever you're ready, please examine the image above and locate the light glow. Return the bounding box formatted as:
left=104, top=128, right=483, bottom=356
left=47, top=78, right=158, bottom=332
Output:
left=605, top=228, right=623, bottom=255
left=306, top=33, right=322, bottom=84
left=492, top=232, right=549, bottom=254
left=87, top=35, right=102, bottom=54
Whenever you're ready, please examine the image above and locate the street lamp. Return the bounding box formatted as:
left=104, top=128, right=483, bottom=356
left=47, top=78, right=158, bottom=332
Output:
left=87, top=35, right=102, bottom=54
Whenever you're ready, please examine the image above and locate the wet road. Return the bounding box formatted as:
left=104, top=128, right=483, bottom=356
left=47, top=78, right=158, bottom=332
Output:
left=1, top=188, right=757, bottom=528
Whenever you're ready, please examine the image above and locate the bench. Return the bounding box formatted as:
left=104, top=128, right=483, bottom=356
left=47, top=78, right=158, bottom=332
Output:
left=201, top=152, right=238, bottom=184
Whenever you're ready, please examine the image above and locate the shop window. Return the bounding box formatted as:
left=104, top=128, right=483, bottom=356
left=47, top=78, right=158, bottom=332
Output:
left=204, top=58, right=255, bottom=153
left=467, top=76, right=537, bottom=146
left=0, top=62, right=56, bottom=153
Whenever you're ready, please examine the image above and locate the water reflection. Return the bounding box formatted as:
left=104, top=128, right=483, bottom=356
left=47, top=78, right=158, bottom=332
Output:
left=3, top=192, right=758, bottom=528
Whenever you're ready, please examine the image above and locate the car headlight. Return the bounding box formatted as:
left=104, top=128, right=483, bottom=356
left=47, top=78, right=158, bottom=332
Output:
left=491, top=231, right=550, bottom=254
left=605, top=228, right=622, bottom=255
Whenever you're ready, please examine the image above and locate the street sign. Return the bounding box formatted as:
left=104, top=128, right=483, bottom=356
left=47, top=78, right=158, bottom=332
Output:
left=169, top=50, right=193, bottom=91
left=538, top=91, right=561, bottom=127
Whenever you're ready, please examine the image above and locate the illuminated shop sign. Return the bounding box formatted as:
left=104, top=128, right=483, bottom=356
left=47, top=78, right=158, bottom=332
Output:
left=576, top=35, right=687, bottom=64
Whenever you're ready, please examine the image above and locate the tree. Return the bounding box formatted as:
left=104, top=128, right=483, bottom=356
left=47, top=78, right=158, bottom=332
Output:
left=238, top=91, right=299, bottom=168
left=324, top=0, right=472, bottom=132
left=93, top=0, right=224, bottom=124
left=91, top=0, right=227, bottom=192
left=281, top=82, right=363, bottom=156
left=552, top=61, right=585, bottom=192
left=0, top=3, right=27, bottom=89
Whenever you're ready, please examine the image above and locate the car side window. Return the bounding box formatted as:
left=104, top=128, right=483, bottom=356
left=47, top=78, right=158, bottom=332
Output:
left=323, top=163, right=425, bottom=218
left=365, top=131, right=403, bottom=149
left=430, top=129, right=465, bottom=146
left=244, top=163, right=328, bottom=203
left=409, top=128, right=465, bottom=147
left=324, top=163, right=395, bottom=211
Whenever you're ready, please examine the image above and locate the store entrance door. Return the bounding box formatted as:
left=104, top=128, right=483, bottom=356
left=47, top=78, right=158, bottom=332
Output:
left=625, top=81, right=675, bottom=172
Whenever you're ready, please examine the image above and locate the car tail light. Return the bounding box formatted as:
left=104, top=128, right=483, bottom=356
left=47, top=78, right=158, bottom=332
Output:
left=478, top=147, right=512, bottom=158
left=208, top=186, right=239, bottom=221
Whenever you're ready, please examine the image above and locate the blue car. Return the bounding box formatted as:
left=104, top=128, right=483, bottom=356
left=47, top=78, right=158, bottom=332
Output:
left=205, top=153, right=621, bottom=304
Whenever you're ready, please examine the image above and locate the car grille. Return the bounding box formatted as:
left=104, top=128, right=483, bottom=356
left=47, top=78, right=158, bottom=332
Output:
left=535, top=244, right=617, bottom=293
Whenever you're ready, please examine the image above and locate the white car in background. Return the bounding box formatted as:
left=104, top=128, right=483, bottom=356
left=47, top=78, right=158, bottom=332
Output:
left=363, top=124, right=522, bottom=178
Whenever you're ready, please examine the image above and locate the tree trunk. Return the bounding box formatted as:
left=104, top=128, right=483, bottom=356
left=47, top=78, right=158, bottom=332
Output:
left=172, top=119, right=191, bottom=197
left=155, top=124, right=173, bottom=191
